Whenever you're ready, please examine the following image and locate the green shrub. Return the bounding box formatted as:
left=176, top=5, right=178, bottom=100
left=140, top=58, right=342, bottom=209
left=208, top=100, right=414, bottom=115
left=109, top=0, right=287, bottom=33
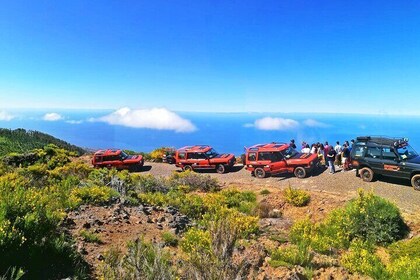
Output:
left=388, top=237, right=420, bottom=261
left=220, top=189, right=257, bottom=215
left=0, top=182, right=89, bottom=278
left=387, top=255, right=420, bottom=280
left=181, top=218, right=251, bottom=280
left=169, top=171, right=220, bottom=192
left=260, top=189, right=271, bottom=195
left=340, top=239, right=388, bottom=279
left=284, top=186, right=310, bottom=207
left=270, top=242, right=313, bottom=267
left=136, top=174, right=168, bottom=193
left=79, top=229, right=102, bottom=244
left=289, top=218, right=313, bottom=246
left=99, top=237, right=176, bottom=280
left=289, top=190, right=408, bottom=255
left=0, top=267, right=24, bottom=280
left=161, top=231, right=178, bottom=247
left=337, top=189, right=408, bottom=245
left=70, top=185, right=119, bottom=206
left=387, top=237, right=420, bottom=280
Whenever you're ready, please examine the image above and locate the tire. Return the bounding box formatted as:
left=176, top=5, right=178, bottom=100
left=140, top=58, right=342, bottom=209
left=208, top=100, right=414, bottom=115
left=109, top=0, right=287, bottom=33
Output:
left=216, top=164, right=226, bottom=174
left=254, top=167, right=266, bottom=179
left=182, top=165, right=193, bottom=172
left=294, top=167, right=307, bottom=179
left=359, top=167, right=374, bottom=182
left=411, top=174, right=420, bottom=191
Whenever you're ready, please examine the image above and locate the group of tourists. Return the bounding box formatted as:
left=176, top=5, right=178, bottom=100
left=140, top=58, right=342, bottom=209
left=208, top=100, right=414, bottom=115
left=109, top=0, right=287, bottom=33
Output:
left=289, top=139, right=355, bottom=174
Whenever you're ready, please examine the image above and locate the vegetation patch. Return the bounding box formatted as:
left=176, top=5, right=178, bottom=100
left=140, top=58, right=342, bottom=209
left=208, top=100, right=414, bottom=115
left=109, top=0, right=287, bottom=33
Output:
left=284, top=186, right=311, bottom=207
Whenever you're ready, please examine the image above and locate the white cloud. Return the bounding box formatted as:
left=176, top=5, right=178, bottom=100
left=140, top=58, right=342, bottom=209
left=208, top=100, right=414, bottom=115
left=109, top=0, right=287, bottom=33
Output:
left=66, top=120, right=83, bottom=124
left=43, top=112, right=63, bottom=121
left=252, top=117, right=299, bottom=130
left=243, top=123, right=254, bottom=128
left=97, top=107, right=197, bottom=133
left=303, top=119, right=329, bottom=128
left=0, top=111, right=14, bottom=121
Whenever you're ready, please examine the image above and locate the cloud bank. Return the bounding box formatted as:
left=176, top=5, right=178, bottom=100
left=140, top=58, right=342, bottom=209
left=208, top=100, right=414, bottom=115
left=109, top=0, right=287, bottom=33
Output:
left=303, top=119, right=329, bottom=128
left=245, top=117, right=330, bottom=131
left=97, top=107, right=197, bottom=133
left=43, top=113, right=63, bottom=121
left=0, top=111, right=14, bottom=121
left=247, top=117, right=299, bottom=130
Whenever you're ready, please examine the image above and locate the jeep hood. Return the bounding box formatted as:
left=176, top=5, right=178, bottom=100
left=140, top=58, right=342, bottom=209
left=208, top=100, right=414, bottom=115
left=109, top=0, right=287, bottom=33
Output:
left=214, top=153, right=234, bottom=159
left=407, top=156, right=420, bottom=164
left=287, top=153, right=318, bottom=164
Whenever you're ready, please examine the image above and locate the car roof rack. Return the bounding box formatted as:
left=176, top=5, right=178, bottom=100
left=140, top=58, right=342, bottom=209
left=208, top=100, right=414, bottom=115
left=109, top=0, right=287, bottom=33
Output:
left=356, top=136, right=408, bottom=147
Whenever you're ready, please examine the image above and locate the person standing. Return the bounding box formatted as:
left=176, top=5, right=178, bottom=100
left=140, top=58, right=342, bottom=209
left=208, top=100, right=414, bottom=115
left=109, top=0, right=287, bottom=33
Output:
left=290, top=139, right=297, bottom=149
left=301, top=144, right=310, bottom=154
left=342, top=144, right=351, bottom=171
left=334, top=141, right=342, bottom=166
left=327, top=146, right=337, bottom=174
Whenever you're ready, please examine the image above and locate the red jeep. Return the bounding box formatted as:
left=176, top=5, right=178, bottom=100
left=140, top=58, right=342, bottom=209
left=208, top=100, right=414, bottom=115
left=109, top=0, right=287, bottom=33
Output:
left=92, top=149, right=144, bottom=172
left=175, top=145, right=236, bottom=174
left=245, top=143, right=319, bottom=178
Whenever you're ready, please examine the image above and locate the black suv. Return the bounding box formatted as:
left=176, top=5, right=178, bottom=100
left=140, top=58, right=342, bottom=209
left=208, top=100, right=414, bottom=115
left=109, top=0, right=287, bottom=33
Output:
left=351, top=136, right=420, bottom=190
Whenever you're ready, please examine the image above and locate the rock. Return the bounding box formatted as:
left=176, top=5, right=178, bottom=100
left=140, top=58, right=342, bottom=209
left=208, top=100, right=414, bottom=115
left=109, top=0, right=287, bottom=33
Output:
left=143, top=206, right=153, bottom=215
left=94, top=219, right=104, bottom=226
left=82, top=222, right=91, bottom=229
left=122, top=213, right=130, bottom=220
left=77, top=244, right=88, bottom=255
left=147, top=217, right=153, bottom=223
left=156, top=223, right=163, bottom=230
left=165, top=206, right=178, bottom=215
left=62, top=217, right=76, bottom=227
left=158, top=216, right=165, bottom=223
left=97, top=254, right=105, bottom=261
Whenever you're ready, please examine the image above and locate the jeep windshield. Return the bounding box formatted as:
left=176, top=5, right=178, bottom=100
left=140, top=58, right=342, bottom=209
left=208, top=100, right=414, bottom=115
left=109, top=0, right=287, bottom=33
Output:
left=397, top=144, right=418, bottom=160
left=282, top=147, right=299, bottom=159
left=205, top=148, right=219, bottom=158
left=120, top=151, right=129, bottom=160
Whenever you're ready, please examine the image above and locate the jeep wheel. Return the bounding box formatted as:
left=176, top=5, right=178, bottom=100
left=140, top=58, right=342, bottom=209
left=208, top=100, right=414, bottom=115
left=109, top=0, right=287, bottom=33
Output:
left=360, top=167, right=374, bottom=182
left=411, top=175, right=420, bottom=191
left=183, top=165, right=193, bottom=172
left=254, top=167, right=266, bottom=179
left=216, top=164, right=226, bottom=174
left=294, top=167, right=307, bottom=179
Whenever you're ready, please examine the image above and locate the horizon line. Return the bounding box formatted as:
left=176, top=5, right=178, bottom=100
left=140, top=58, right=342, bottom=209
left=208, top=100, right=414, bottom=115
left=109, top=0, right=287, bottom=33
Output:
left=1, top=107, right=419, bottom=117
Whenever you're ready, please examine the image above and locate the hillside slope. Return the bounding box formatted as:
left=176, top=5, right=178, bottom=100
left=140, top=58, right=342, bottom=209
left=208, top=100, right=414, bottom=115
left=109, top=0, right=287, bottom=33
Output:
left=0, top=128, right=85, bottom=156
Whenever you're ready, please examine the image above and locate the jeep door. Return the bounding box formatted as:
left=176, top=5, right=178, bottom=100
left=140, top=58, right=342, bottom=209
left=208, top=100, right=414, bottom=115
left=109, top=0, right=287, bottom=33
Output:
left=381, top=147, right=409, bottom=179
left=269, top=151, right=287, bottom=173
left=196, top=152, right=211, bottom=168
left=364, top=146, right=384, bottom=175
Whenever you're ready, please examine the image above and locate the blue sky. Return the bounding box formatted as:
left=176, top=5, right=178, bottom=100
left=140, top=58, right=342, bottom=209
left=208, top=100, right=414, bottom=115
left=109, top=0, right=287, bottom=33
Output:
left=1, top=1, right=420, bottom=114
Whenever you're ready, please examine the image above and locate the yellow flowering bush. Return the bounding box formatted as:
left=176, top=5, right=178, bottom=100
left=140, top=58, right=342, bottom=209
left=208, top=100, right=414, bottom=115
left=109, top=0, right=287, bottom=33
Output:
left=70, top=185, right=119, bottom=206
left=180, top=228, right=212, bottom=257
left=284, top=186, right=310, bottom=207
left=340, top=240, right=388, bottom=279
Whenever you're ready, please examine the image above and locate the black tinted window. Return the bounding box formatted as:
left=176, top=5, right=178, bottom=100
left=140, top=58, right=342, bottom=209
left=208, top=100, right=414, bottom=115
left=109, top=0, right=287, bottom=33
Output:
left=248, top=152, right=256, bottom=161
left=352, top=145, right=366, bottom=158
left=382, top=148, right=397, bottom=161
left=366, top=147, right=381, bottom=159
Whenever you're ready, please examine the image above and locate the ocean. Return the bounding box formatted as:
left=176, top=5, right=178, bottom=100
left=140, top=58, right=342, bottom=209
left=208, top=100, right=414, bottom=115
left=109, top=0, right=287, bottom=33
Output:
left=2, top=109, right=420, bottom=155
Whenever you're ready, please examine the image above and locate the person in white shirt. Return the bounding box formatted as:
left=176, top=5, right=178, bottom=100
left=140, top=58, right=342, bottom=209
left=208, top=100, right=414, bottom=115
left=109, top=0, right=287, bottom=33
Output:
left=334, top=141, right=342, bottom=154
left=301, top=144, right=310, bottom=154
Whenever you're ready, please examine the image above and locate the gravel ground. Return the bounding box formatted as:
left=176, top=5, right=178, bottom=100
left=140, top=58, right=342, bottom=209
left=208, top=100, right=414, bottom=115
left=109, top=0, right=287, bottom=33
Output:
left=142, top=162, right=420, bottom=214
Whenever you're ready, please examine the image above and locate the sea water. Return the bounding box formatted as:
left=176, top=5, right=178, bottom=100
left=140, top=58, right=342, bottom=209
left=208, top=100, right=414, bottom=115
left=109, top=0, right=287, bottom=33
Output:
left=2, top=109, right=420, bottom=156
